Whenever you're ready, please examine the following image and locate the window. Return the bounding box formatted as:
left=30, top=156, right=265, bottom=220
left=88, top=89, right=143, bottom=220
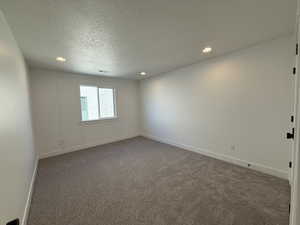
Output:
left=99, top=88, right=115, bottom=118
left=80, top=85, right=116, bottom=121
left=80, top=86, right=99, bottom=121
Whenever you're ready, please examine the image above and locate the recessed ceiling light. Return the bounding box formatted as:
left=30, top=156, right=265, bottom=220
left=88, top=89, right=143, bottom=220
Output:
left=56, top=57, right=66, bottom=62
left=140, top=72, right=147, bottom=76
left=202, top=47, right=212, bottom=54
left=99, top=70, right=106, bottom=73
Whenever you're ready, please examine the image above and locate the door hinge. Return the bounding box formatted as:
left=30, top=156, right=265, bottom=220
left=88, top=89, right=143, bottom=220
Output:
left=289, top=161, right=292, bottom=168
left=291, top=116, right=294, bottom=122
left=293, top=67, right=296, bottom=75
left=286, top=128, right=295, bottom=139
left=289, top=204, right=291, bottom=213
left=296, top=44, right=298, bottom=55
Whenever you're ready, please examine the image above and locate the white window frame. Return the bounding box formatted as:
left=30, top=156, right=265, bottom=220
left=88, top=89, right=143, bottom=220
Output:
left=79, top=85, right=117, bottom=123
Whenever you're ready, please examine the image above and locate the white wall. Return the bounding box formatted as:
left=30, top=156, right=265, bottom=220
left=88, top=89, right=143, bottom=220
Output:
left=140, top=35, right=294, bottom=179
left=30, top=69, right=140, bottom=158
left=0, top=12, right=36, bottom=225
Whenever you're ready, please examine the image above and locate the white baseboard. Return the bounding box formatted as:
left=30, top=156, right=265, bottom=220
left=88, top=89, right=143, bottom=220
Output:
left=22, top=158, right=38, bottom=225
left=39, top=134, right=140, bottom=159
left=142, top=133, right=288, bottom=180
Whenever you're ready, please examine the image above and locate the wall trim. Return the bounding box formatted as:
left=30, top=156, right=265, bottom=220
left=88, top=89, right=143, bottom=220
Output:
left=142, top=133, right=288, bottom=180
left=22, top=158, right=38, bottom=225
left=39, top=134, right=140, bottom=159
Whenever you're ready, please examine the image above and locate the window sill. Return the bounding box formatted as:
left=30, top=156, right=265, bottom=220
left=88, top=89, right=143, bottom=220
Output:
left=79, top=117, right=118, bottom=125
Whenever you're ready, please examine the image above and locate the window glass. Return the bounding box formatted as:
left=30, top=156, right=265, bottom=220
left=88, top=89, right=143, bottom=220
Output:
left=80, top=86, right=99, bottom=121
left=99, top=88, right=115, bottom=118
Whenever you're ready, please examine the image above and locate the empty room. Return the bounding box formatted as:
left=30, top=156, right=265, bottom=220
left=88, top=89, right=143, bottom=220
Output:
left=1, top=0, right=300, bottom=225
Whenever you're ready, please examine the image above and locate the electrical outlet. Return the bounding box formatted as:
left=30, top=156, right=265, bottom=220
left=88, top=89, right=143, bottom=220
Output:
left=230, top=145, right=236, bottom=151
left=58, top=139, right=65, bottom=147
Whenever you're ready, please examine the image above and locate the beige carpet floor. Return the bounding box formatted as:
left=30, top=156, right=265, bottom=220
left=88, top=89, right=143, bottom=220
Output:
left=28, top=137, right=290, bottom=225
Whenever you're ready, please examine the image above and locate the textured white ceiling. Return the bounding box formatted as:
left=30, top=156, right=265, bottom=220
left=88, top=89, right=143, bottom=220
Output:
left=0, top=0, right=297, bottom=79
